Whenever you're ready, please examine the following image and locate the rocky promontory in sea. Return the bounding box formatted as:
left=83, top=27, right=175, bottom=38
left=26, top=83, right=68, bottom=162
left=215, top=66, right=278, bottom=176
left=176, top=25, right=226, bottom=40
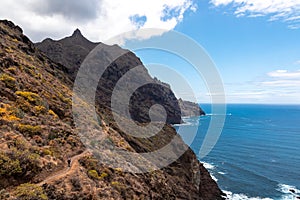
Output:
left=0, top=20, right=224, bottom=199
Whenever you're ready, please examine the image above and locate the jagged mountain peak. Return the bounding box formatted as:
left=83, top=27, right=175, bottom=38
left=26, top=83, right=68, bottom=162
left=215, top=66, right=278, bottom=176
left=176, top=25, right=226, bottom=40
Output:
left=72, top=28, right=83, bottom=37
left=35, top=28, right=100, bottom=79
left=67, top=28, right=92, bottom=44
left=0, top=19, right=223, bottom=200
left=35, top=28, right=205, bottom=122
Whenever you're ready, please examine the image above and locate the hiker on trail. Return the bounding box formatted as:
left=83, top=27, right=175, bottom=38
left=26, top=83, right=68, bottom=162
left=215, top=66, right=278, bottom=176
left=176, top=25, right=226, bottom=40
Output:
left=67, top=157, right=71, bottom=167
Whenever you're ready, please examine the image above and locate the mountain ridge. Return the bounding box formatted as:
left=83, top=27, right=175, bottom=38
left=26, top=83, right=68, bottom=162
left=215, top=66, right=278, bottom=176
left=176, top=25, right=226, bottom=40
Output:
left=36, top=28, right=205, bottom=121
left=0, top=20, right=223, bottom=199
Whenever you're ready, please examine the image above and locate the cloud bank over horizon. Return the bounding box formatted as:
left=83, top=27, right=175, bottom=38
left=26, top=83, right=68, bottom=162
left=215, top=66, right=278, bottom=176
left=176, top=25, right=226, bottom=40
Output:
left=223, top=68, right=300, bottom=104
left=0, top=0, right=195, bottom=43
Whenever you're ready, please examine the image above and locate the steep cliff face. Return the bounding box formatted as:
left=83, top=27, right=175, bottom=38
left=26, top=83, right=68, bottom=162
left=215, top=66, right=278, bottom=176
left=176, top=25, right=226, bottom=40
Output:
left=35, top=29, right=99, bottom=80
left=179, top=99, right=206, bottom=117
left=0, top=20, right=224, bottom=199
left=36, top=31, right=204, bottom=124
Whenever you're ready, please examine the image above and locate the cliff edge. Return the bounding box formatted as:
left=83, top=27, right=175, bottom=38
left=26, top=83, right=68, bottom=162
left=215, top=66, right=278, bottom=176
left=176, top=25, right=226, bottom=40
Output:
left=0, top=20, right=224, bottom=199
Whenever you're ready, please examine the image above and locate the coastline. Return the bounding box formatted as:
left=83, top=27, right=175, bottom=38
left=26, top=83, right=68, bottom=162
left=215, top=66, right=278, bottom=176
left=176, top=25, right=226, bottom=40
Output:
left=178, top=104, right=300, bottom=200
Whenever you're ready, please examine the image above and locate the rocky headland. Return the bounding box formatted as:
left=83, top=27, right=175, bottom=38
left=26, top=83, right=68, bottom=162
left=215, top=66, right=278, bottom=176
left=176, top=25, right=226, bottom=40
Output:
left=0, top=20, right=224, bottom=199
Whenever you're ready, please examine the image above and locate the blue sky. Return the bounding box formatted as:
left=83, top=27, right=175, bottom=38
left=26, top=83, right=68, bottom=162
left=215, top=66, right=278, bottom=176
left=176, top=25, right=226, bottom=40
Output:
left=1, top=0, right=299, bottom=104
left=132, top=1, right=300, bottom=104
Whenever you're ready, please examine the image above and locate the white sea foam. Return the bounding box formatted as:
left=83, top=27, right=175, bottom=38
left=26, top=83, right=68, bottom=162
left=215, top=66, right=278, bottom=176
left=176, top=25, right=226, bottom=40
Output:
left=172, top=121, right=193, bottom=126
left=205, top=113, right=232, bottom=116
left=211, top=174, right=218, bottom=182
left=173, top=117, right=200, bottom=127
left=277, top=184, right=300, bottom=200
left=218, top=171, right=226, bottom=175
left=222, top=190, right=273, bottom=200
left=202, top=162, right=215, bottom=170
left=222, top=184, right=300, bottom=200
left=278, top=184, right=300, bottom=194
left=201, top=162, right=218, bottom=181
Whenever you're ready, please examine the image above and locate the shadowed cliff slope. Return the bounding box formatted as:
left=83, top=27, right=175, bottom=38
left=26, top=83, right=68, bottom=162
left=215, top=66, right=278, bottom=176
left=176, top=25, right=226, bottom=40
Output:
left=0, top=20, right=223, bottom=199
left=36, top=30, right=205, bottom=124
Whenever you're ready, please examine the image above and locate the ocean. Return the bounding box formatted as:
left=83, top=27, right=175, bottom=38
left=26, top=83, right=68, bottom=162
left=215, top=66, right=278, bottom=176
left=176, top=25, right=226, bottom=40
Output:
left=175, top=104, right=300, bottom=200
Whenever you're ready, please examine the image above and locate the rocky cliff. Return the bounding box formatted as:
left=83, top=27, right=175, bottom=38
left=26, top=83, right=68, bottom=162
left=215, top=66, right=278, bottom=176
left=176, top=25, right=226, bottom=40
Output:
left=178, top=99, right=205, bottom=117
left=0, top=20, right=224, bottom=199
left=36, top=30, right=205, bottom=124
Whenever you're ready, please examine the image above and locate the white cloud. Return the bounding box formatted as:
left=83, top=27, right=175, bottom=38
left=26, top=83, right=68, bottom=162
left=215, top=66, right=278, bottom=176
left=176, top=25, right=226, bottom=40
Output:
left=258, top=69, right=300, bottom=103
left=0, top=0, right=195, bottom=43
left=262, top=80, right=300, bottom=87
left=210, top=0, right=300, bottom=28
left=261, top=69, right=300, bottom=89
left=267, top=69, right=300, bottom=79
left=222, top=68, right=300, bottom=104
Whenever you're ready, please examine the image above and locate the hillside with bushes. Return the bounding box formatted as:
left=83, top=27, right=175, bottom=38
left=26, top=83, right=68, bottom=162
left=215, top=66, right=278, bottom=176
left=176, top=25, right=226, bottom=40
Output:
left=0, top=20, right=223, bottom=200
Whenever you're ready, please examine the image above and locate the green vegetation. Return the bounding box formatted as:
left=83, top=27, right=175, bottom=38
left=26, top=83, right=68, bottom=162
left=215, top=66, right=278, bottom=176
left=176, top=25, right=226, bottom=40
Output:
left=23, top=65, right=37, bottom=77
left=7, top=66, right=17, bottom=74
left=0, top=73, right=16, bottom=89
left=35, top=73, right=42, bottom=80
left=111, top=181, right=126, bottom=192
left=34, top=105, right=47, bottom=115
left=17, top=124, right=42, bottom=136
left=5, top=47, right=13, bottom=53
left=114, top=168, right=123, bottom=174
left=0, top=141, right=41, bottom=178
left=13, top=107, right=25, bottom=119
left=0, top=152, right=22, bottom=176
left=88, top=169, right=99, bottom=180
left=0, top=103, right=20, bottom=121
left=100, top=172, right=108, bottom=179
left=111, top=181, right=120, bottom=186
left=15, top=91, right=41, bottom=105
left=48, top=109, right=58, bottom=118
left=14, top=138, right=27, bottom=150
left=14, top=183, right=48, bottom=200
left=0, top=21, right=96, bottom=197
left=16, top=98, right=32, bottom=113
left=58, top=93, right=72, bottom=105
left=42, top=149, right=52, bottom=156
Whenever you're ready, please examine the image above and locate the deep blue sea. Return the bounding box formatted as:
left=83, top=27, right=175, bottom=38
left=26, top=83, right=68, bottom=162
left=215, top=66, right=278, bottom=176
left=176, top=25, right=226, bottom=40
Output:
left=175, top=104, right=300, bottom=200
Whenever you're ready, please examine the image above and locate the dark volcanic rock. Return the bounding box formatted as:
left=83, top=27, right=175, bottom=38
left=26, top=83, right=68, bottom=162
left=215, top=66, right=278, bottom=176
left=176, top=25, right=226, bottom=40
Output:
left=290, top=189, right=295, bottom=193
left=35, top=30, right=204, bottom=124
left=17, top=25, right=225, bottom=199
left=35, top=29, right=99, bottom=80
left=179, top=98, right=205, bottom=117
left=199, top=163, right=225, bottom=199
